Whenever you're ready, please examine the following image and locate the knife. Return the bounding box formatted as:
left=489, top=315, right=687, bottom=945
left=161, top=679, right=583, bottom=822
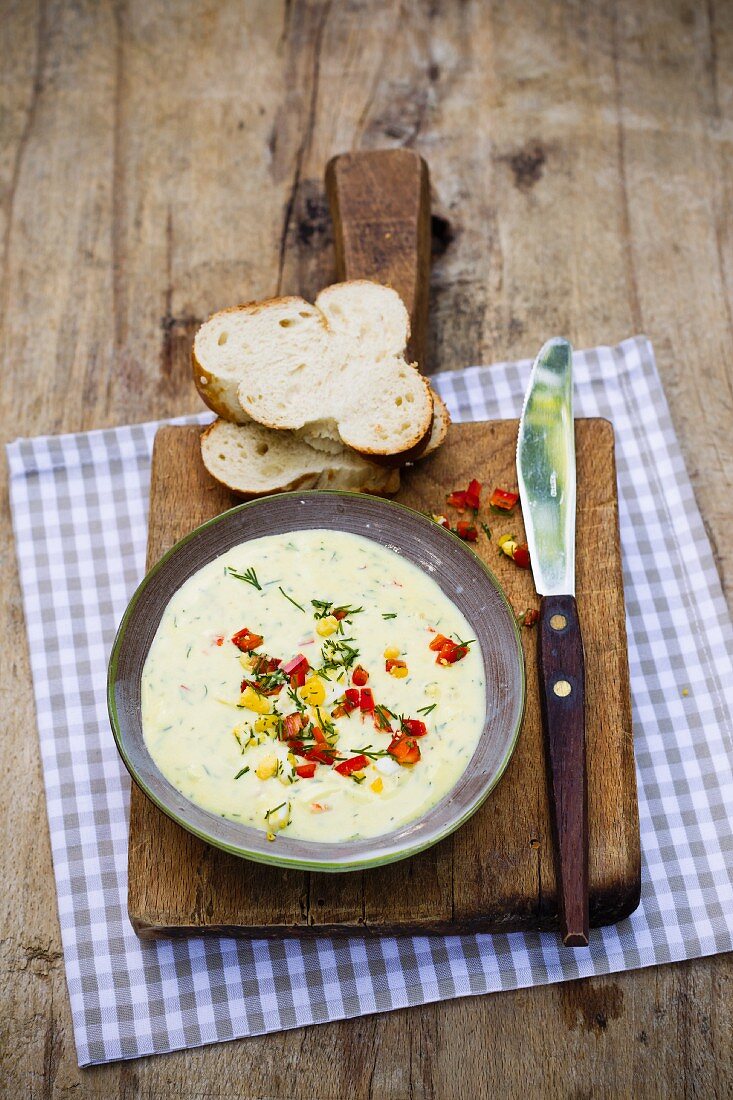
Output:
left=516, top=337, right=589, bottom=947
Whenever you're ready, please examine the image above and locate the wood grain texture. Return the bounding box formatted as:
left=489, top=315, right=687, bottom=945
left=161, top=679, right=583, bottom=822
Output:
left=128, top=418, right=638, bottom=938
left=2, top=0, right=732, bottom=1095
left=326, top=149, right=431, bottom=370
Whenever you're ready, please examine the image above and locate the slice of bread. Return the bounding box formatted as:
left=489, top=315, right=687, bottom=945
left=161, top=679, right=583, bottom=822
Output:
left=193, top=282, right=434, bottom=460
left=200, top=418, right=401, bottom=498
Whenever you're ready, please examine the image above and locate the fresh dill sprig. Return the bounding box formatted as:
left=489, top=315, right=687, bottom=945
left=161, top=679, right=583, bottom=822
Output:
left=311, top=599, right=364, bottom=621
left=382, top=612, right=397, bottom=620
left=319, top=637, right=360, bottom=676
left=233, top=766, right=250, bottom=780
left=354, top=745, right=390, bottom=761
left=417, top=703, right=437, bottom=716
left=226, top=565, right=262, bottom=590
left=279, top=586, right=305, bottom=613
left=286, top=686, right=307, bottom=713
left=246, top=667, right=287, bottom=694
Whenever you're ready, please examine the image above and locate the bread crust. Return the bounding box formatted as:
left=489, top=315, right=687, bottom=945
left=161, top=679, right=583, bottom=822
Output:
left=199, top=419, right=401, bottom=498
left=193, top=284, right=434, bottom=461
left=192, top=297, right=315, bottom=422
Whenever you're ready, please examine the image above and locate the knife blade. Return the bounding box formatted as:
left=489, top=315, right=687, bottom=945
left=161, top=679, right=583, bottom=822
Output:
left=517, top=337, right=589, bottom=947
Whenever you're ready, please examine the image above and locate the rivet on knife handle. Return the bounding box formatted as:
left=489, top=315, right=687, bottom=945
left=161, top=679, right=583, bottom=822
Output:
left=537, top=593, right=589, bottom=946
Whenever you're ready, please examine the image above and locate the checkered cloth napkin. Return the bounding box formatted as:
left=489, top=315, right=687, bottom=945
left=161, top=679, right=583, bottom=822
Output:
left=7, top=337, right=733, bottom=1066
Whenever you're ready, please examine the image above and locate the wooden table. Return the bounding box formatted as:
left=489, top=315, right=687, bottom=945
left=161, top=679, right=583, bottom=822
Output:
left=1, top=2, right=731, bottom=1096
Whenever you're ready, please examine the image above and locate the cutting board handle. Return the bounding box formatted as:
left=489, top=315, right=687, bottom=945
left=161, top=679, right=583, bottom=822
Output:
left=325, top=149, right=431, bottom=372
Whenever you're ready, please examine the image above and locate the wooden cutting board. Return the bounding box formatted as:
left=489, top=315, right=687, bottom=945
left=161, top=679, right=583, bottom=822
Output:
left=128, top=416, right=640, bottom=937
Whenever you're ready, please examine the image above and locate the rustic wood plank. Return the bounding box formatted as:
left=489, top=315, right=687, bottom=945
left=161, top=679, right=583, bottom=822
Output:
left=326, top=149, right=431, bottom=370
left=1, top=0, right=732, bottom=1094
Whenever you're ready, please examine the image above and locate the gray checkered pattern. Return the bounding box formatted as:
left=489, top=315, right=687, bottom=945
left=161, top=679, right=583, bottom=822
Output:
left=7, top=337, right=733, bottom=1066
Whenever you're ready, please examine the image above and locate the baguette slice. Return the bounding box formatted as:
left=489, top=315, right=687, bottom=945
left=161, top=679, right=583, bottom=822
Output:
left=199, top=389, right=449, bottom=499
left=200, top=418, right=400, bottom=498
left=193, top=281, right=434, bottom=460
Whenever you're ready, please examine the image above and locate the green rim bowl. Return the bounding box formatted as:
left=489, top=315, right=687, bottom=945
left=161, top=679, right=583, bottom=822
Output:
left=108, top=491, right=525, bottom=872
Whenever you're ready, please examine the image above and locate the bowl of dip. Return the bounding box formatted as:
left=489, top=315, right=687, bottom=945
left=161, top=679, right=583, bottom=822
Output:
left=108, top=491, right=525, bottom=871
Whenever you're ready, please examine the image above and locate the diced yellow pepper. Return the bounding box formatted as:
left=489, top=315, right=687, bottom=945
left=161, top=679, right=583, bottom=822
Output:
left=498, top=534, right=518, bottom=559
left=316, top=615, right=339, bottom=637
left=371, top=777, right=384, bottom=793
left=299, top=676, right=325, bottom=707
left=239, top=653, right=255, bottom=670
left=389, top=665, right=409, bottom=679
left=384, top=646, right=401, bottom=659
left=256, top=754, right=278, bottom=780
left=254, top=714, right=279, bottom=734
left=240, top=686, right=271, bottom=714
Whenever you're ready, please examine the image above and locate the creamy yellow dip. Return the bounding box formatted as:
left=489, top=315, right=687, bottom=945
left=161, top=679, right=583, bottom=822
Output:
left=141, top=529, right=485, bottom=843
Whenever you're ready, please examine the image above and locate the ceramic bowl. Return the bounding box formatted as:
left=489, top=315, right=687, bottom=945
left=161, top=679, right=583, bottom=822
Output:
left=108, top=491, right=525, bottom=871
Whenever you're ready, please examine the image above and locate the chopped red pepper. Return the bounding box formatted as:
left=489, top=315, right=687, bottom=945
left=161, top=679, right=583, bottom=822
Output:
left=373, top=706, right=393, bottom=732
left=359, top=687, right=375, bottom=714
left=436, top=640, right=469, bottom=665
left=283, top=653, right=309, bottom=675
left=296, top=762, right=317, bottom=779
left=334, top=754, right=369, bottom=777
left=282, top=712, right=307, bottom=740
left=214, top=636, right=224, bottom=646
left=429, top=633, right=451, bottom=652
left=432, top=513, right=451, bottom=529
left=489, top=487, right=519, bottom=512
left=385, top=658, right=407, bottom=673
left=401, top=718, right=428, bottom=738
left=287, top=739, right=305, bottom=755
left=519, top=608, right=539, bottom=628
left=455, top=520, right=478, bottom=542
left=512, top=543, right=531, bottom=569
left=464, top=478, right=482, bottom=511
left=388, top=734, right=421, bottom=765
left=333, top=607, right=349, bottom=621
left=231, top=627, right=263, bottom=652
left=304, top=746, right=337, bottom=765
left=447, top=490, right=468, bottom=512
left=282, top=653, right=309, bottom=687
left=331, top=687, right=361, bottom=718
left=352, top=665, right=369, bottom=687
left=241, top=653, right=284, bottom=695
left=312, top=725, right=328, bottom=745
left=249, top=653, right=281, bottom=675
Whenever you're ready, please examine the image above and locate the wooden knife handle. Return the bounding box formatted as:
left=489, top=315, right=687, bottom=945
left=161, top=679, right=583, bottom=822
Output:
left=537, top=594, right=589, bottom=946
left=325, top=149, right=431, bottom=372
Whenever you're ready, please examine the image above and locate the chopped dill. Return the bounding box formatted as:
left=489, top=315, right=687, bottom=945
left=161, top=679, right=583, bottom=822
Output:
left=279, top=586, right=305, bottom=613
left=354, top=745, right=390, bottom=760
left=233, top=766, right=250, bottom=780
left=264, top=801, right=286, bottom=820
left=319, top=636, right=360, bottom=676
left=373, top=704, right=394, bottom=730
left=382, top=612, right=397, bottom=619
left=311, top=599, right=364, bottom=621
left=417, top=703, right=437, bottom=716
left=226, top=565, right=262, bottom=590
left=286, top=686, right=307, bottom=713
